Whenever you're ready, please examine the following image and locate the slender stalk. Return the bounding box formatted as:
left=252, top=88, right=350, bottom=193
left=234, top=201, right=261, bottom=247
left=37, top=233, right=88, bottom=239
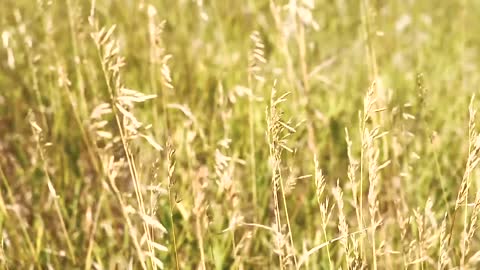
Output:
left=65, top=0, right=88, bottom=116
left=0, top=164, right=36, bottom=262
left=33, top=126, right=76, bottom=264
left=108, top=173, right=147, bottom=270
left=278, top=174, right=298, bottom=268
left=248, top=79, right=257, bottom=218
left=92, top=25, right=156, bottom=267
left=196, top=216, right=207, bottom=270
left=166, top=144, right=180, bottom=270
left=85, top=191, right=104, bottom=270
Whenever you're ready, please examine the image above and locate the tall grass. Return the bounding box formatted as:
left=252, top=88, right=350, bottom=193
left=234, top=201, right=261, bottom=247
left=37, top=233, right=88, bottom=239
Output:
left=1, top=0, right=480, bottom=269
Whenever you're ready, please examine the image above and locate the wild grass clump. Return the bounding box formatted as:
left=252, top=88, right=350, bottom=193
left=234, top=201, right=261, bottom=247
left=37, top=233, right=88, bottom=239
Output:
left=1, top=0, right=480, bottom=269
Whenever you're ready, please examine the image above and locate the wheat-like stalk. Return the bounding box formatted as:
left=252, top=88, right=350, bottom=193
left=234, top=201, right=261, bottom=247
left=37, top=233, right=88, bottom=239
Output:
left=166, top=141, right=180, bottom=270
left=450, top=95, right=480, bottom=255
left=438, top=213, right=450, bottom=270
left=89, top=9, right=167, bottom=267
left=332, top=180, right=351, bottom=268
left=266, top=82, right=297, bottom=268
left=462, top=190, right=480, bottom=267
left=313, top=155, right=333, bottom=268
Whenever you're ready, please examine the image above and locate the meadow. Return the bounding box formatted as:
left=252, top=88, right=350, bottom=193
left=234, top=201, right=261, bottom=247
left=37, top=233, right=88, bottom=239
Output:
left=1, top=0, right=480, bottom=269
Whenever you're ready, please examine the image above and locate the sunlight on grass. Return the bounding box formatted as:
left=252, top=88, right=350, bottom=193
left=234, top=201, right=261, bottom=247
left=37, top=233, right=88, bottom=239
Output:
left=1, top=0, right=480, bottom=269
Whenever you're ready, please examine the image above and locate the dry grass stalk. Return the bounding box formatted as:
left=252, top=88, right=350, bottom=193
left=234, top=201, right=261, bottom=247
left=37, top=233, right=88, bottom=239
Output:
left=332, top=180, right=349, bottom=261
left=438, top=213, right=451, bottom=270
left=346, top=128, right=366, bottom=269
left=89, top=9, right=167, bottom=267
left=269, top=1, right=318, bottom=159
left=346, top=129, right=361, bottom=228
left=266, top=82, right=297, bottom=268
left=359, top=81, right=377, bottom=234
left=450, top=95, right=480, bottom=254
left=461, top=190, right=480, bottom=267
left=0, top=186, right=33, bottom=262
left=166, top=141, right=180, bottom=270
left=192, top=167, right=209, bottom=270
left=29, top=114, right=76, bottom=264
left=90, top=101, right=154, bottom=269
left=313, top=155, right=333, bottom=268
left=395, top=199, right=411, bottom=267
left=360, top=80, right=389, bottom=268
left=456, top=96, right=480, bottom=210
left=248, top=30, right=265, bottom=215
left=412, top=205, right=426, bottom=267
left=215, top=138, right=244, bottom=262
left=147, top=4, right=170, bottom=131
left=298, top=227, right=367, bottom=269
left=103, top=155, right=147, bottom=269
left=365, top=125, right=389, bottom=269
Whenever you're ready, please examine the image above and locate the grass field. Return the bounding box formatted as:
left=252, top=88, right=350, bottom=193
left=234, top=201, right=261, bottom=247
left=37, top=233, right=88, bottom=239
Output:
left=1, top=0, right=480, bottom=269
